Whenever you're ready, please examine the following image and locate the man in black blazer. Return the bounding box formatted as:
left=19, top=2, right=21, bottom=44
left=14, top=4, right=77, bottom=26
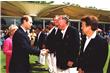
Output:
left=9, top=15, right=39, bottom=73
left=34, top=27, right=47, bottom=65
left=45, top=16, right=62, bottom=73
left=78, top=15, right=108, bottom=73
left=56, top=15, right=80, bottom=72
left=34, top=27, right=46, bottom=51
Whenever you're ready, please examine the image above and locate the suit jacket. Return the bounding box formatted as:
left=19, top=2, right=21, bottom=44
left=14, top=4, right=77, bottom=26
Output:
left=34, top=32, right=46, bottom=50
left=78, top=34, right=108, bottom=73
left=45, top=28, right=62, bottom=53
left=56, top=26, right=80, bottom=70
left=9, top=27, right=39, bottom=73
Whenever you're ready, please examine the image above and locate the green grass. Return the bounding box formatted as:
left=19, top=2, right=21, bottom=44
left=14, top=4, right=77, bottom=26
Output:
left=0, top=50, right=48, bottom=73
left=103, top=44, right=110, bottom=73
left=1, top=50, right=6, bottom=73
left=29, top=55, right=48, bottom=73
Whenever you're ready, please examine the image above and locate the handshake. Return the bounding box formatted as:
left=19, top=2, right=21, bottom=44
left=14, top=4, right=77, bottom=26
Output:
left=40, top=49, right=49, bottom=56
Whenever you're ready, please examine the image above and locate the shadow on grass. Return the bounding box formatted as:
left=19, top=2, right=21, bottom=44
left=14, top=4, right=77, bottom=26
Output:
left=30, top=62, right=48, bottom=73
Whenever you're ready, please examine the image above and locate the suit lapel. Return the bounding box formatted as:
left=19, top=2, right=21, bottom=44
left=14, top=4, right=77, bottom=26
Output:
left=19, top=27, right=30, bottom=44
left=83, top=36, right=97, bottom=53
left=62, top=26, right=69, bottom=39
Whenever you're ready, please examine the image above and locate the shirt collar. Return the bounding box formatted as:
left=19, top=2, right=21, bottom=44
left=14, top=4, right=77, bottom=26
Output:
left=20, top=26, right=26, bottom=32
left=48, top=26, right=58, bottom=34
left=86, top=31, right=97, bottom=39
left=54, top=26, right=58, bottom=30
left=61, top=25, right=69, bottom=39
left=61, top=25, right=69, bottom=33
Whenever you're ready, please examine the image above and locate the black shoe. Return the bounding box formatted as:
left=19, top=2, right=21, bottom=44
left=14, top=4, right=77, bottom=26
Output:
left=35, top=61, right=40, bottom=64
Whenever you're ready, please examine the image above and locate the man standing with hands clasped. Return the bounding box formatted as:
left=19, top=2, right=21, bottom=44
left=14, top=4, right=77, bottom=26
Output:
left=78, top=15, right=108, bottom=73
left=56, top=15, right=80, bottom=73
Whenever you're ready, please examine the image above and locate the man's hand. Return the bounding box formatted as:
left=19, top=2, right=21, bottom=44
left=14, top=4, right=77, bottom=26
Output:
left=40, top=49, right=49, bottom=56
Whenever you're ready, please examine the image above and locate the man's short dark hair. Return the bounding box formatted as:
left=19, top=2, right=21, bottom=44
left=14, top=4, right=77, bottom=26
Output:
left=81, top=15, right=98, bottom=31
left=21, top=16, right=29, bottom=24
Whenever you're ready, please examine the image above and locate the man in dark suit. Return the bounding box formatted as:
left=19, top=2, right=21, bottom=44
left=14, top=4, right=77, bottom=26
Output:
left=45, top=16, right=62, bottom=73
left=46, top=16, right=60, bottom=55
left=78, top=15, right=108, bottom=73
left=34, top=27, right=46, bottom=51
left=34, top=27, right=47, bottom=65
left=56, top=15, right=80, bottom=73
left=9, top=15, right=39, bottom=73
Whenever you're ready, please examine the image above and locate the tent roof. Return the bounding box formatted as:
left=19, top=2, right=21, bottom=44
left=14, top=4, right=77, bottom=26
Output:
left=1, top=1, right=110, bottom=22
left=1, top=1, right=56, bottom=16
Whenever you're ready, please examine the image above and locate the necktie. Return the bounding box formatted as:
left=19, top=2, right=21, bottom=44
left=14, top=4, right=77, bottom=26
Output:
left=26, top=31, right=28, bottom=35
left=58, top=29, right=63, bottom=39
left=52, top=28, right=56, bottom=35
left=25, top=31, right=31, bottom=44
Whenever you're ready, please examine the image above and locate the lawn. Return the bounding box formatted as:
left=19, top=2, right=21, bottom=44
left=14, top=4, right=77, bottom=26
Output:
left=1, top=50, right=6, bottom=73
left=0, top=50, right=48, bottom=73
left=103, top=44, right=110, bottom=73
left=1, top=44, right=110, bottom=73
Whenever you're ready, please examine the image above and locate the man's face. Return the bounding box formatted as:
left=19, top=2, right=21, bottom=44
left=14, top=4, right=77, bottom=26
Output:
left=53, top=17, right=59, bottom=26
left=58, top=18, right=66, bottom=30
left=25, top=17, right=33, bottom=30
left=81, top=21, right=90, bottom=35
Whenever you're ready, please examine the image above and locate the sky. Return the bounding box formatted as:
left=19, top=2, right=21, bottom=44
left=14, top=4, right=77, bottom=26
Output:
left=1, top=0, right=110, bottom=11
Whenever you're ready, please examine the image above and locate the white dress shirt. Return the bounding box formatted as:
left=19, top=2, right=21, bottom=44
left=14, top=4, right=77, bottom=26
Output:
left=20, top=26, right=27, bottom=33
left=61, top=25, right=69, bottom=39
left=37, top=31, right=41, bottom=40
left=47, top=26, right=58, bottom=36
left=54, top=27, right=58, bottom=35
left=83, top=31, right=97, bottom=52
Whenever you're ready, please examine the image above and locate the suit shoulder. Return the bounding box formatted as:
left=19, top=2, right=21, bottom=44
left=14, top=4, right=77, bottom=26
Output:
left=69, top=26, right=78, bottom=31
left=14, top=29, right=24, bottom=38
left=68, top=26, right=79, bottom=34
left=96, top=35, right=108, bottom=44
left=41, top=32, right=46, bottom=36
